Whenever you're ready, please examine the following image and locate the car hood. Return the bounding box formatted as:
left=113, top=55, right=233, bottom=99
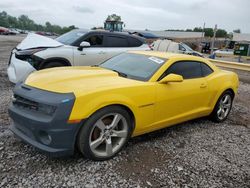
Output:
left=16, top=33, right=63, bottom=50
left=25, top=67, right=143, bottom=96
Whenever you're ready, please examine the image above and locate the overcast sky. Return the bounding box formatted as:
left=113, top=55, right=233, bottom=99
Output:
left=1, top=0, right=250, bottom=33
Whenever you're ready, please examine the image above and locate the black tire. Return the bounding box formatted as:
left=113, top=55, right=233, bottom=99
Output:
left=77, top=106, right=133, bottom=161
left=41, top=62, right=65, bottom=69
left=210, top=90, right=233, bottom=123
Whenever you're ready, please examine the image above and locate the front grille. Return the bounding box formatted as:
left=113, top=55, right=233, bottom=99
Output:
left=13, top=94, right=39, bottom=111
left=13, top=94, right=56, bottom=115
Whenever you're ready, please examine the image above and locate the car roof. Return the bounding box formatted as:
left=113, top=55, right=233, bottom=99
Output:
left=128, top=51, right=203, bottom=59
left=78, top=29, right=146, bottom=41
left=127, top=51, right=218, bottom=70
left=130, top=31, right=159, bottom=39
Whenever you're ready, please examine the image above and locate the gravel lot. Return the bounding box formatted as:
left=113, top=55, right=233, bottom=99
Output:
left=0, top=35, right=249, bottom=188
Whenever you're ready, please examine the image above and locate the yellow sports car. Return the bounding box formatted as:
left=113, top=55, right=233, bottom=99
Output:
left=9, top=51, right=239, bottom=160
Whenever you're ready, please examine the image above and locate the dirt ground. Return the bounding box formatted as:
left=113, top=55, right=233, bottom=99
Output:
left=0, top=35, right=249, bottom=188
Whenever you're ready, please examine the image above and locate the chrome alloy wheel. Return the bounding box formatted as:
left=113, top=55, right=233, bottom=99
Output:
left=89, top=113, right=128, bottom=157
left=217, top=94, right=232, bottom=120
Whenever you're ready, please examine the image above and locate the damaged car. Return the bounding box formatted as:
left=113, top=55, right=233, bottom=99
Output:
left=7, top=29, right=149, bottom=83
left=9, top=51, right=238, bottom=160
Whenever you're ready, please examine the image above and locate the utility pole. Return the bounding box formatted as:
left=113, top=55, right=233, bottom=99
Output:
left=200, top=22, right=205, bottom=52
left=211, top=24, right=217, bottom=54
left=202, top=22, right=205, bottom=40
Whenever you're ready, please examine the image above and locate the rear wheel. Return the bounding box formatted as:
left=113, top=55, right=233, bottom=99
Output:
left=77, top=106, right=133, bottom=161
left=210, top=90, right=233, bottom=122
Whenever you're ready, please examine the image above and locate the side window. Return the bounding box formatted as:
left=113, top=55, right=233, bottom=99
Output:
left=106, top=36, right=129, bottom=47
left=161, top=61, right=202, bottom=80
left=201, top=63, right=214, bottom=76
left=84, top=35, right=103, bottom=46
left=128, top=37, right=143, bottom=47
left=179, top=44, right=186, bottom=51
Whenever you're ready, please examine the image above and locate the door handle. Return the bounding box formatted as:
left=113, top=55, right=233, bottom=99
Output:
left=200, top=83, right=207, bottom=88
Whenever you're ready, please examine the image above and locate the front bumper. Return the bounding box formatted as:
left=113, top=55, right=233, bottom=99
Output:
left=8, top=84, right=82, bottom=157
left=7, top=51, right=36, bottom=83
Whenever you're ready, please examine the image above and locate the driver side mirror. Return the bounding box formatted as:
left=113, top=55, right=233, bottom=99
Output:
left=78, top=41, right=91, bottom=51
left=159, top=74, right=183, bottom=84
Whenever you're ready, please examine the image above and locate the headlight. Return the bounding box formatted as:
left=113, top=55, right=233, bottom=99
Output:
left=15, top=48, right=46, bottom=62
left=15, top=48, right=46, bottom=56
left=38, top=103, right=57, bottom=116
left=15, top=48, right=46, bottom=68
left=13, top=94, right=56, bottom=116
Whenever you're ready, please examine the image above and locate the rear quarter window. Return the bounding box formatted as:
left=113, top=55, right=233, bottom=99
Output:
left=128, top=37, right=143, bottom=47
left=201, top=63, right=214, bottom=76
left=106, top=36, right=129, bottom=47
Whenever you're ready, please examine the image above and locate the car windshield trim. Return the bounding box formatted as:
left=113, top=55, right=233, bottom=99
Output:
left=111, top=69, right=128, bottom=78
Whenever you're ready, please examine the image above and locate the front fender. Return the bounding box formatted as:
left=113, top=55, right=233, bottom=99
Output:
left=69, top=87, right=156, bottom=134
left=35, top=46, right=73, bottom=65
left=70, top=93, right=138, bottom=120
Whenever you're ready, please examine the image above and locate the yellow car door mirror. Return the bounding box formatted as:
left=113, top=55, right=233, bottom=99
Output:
left=159, top=74, right=184, bottom=84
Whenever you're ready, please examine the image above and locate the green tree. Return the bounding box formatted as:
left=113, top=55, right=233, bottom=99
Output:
left=18, top=15, right=34, bottom=30
left=45, top=21, right=52, bottom=31
left=34, top=24, right=45, bottom=31
left=0, top=11, right=78, bottom=34
left=7, top=15, right=18, bottom=28
left=193, top=27, right=202, bottom=32
left=0, top=11, right=8, bottom=27
left=216, top=29, right=227, bottom=38
left=204, top=28, right=214, bottom=37
left=193, top=27, right=229, bottom=37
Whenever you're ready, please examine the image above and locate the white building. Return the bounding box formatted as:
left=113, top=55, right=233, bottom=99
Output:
left=233, top=33, right=250, bottom=42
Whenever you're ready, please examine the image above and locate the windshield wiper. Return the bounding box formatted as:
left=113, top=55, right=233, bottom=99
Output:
left=91, top=64, right=99, bottom=67
left=112, top=69, right=127, bottom=78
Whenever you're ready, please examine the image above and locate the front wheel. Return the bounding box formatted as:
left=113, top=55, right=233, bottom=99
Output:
left=77, top=106, right=133, bottom=161
left=210, top=91, right=233, bottom=122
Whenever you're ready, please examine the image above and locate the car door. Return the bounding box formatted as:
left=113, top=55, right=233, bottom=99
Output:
left=73, top=34, right=107, bottom=66
left=154, top=61, right=211, bottom=127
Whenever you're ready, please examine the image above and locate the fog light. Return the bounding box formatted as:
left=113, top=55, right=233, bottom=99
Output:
left=39, top=131, right=52, bottom=145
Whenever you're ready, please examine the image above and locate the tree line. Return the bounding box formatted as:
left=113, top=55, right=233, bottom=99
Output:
left=0, top=11, right=77, bottom=34
left=166, top=28, right=240, bottom=38
left=1, top=11, right=241, bottom=37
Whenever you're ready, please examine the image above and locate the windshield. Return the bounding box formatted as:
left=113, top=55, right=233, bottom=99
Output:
left=100, top=53, right=167, bottom=81
left=55, top=29, right=87, bottom=45
left=181, top=43, right=193, bottom=51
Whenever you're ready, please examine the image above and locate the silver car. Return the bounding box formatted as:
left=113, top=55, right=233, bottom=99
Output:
left=7, top=29, right=150, bottom=83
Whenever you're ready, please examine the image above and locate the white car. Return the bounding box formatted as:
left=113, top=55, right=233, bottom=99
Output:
left=153, top=39, right=203, bottom=57
left=7, top=29, right=149, bottom=83
left=214, top=49, right=234, bottom=57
